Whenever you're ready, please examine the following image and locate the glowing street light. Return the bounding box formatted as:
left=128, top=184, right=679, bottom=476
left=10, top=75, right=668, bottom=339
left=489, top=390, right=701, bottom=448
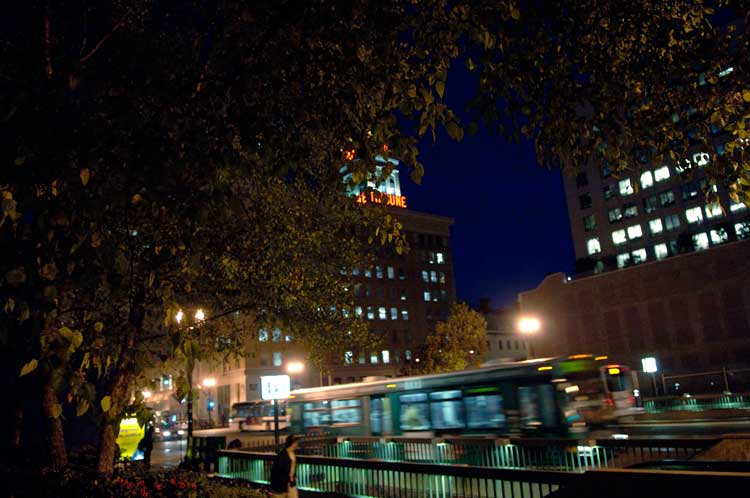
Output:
left=517, top=316, right=541, bottom=334
left=286, top=362, right=305, bottom=375
left=202, top=377, right=216, bottom=387
left=175, top=309, right=184, bottom=324
left=194, top=309, right=205, bottom=322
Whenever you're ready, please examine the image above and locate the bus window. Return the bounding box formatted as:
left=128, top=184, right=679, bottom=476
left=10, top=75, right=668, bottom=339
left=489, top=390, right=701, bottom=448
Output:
left=370, top=397, right=393, bottom=435
left=465, top=394, right=505, bottom=429
left=605, top=367, right=631, bottom=392
left=399, top=393, right=430, bottom=431
left=429, top=390, right=464, bottom=429
left=331, top=399, right=361, bottom=424
left=303, top=401, right=331, bottom=427
left=519, top=385, right=557, bottom=428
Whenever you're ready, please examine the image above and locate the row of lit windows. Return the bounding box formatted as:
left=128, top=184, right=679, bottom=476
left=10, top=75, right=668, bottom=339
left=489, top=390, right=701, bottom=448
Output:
left=612, top=222, right=750, bottom=268
left=343, top=349, right=415, bottom=365
left=423, top=289, right=449, bottom=303
left=349, top=266, right=406, bottom=280
left=355, top=306, right=409, bottom=321
left=259, top=328, right=293, bottom=342
left=421, top=270, right=447, bottom=284
left=587, top=204, right=742, bottom=256
left=598, top=152, right=710, bottom=182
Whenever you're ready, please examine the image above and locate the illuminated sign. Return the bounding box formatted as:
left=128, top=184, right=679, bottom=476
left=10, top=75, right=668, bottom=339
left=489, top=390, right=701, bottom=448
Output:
left=260, top=375, right=291, bottom=400
left=116, top=417, right=145, bottom=461
left=537, top=366, right=553, bottom=371
left=641, top=357, right=658, bottom=373
left=608, top=367, right=621, bottom=375
left=356, top=191, right=407, bottom=209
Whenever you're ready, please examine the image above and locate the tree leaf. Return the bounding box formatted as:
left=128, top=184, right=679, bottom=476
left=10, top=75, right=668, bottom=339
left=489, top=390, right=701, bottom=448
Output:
left=100, top=395, right=112, bottom=413
left=94, top=322, right=104, bottom=333
left=20, top=359, right=38, bottom=377
left=436, top=81, right=445, bottom=99
left=80, top=168, right=90, bottom=186
left=50, top=403, right=63, bottom=419
left=76, top=399, right=90, bottom=417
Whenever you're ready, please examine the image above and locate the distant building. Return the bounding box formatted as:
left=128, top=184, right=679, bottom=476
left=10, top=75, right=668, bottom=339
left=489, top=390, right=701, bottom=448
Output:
left=519, top=240, right=750, bottom=375
left=481, top=302, right=529, bottom=362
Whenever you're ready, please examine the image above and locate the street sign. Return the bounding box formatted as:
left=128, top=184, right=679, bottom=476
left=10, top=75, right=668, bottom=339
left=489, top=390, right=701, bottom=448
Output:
left=260, top=374, right=291, bottom=400
left=642, top=357, right=658, bottom=373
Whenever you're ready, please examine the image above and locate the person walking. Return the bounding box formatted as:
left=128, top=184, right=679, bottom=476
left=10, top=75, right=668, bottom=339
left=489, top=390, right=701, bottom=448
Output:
left=138, top=422, right=155, bottom=468
left=270, top=435, right=299, bottom=498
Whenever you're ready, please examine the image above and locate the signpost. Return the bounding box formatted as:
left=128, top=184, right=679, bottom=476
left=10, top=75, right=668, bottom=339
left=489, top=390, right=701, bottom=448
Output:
left=260, top=374, right=291, bottom=446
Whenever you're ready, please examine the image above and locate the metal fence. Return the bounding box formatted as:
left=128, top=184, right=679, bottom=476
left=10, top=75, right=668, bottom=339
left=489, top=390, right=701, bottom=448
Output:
left=644, top=393, right=750, bottom=413
left=218, top=450, right=578, bottom=498
left=233, top=435, right=718, bottom=473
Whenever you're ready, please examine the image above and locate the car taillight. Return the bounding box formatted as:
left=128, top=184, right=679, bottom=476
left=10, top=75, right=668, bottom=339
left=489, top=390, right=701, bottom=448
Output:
left=627, top=396, right=636, bottom=405
left=602, top=397, right=615, bottom=408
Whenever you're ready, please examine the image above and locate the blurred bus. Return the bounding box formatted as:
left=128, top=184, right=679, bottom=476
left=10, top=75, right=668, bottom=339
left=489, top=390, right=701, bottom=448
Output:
left=287, top=355, right=639, bottom=437
left=229, top=399, right=289, bottom=432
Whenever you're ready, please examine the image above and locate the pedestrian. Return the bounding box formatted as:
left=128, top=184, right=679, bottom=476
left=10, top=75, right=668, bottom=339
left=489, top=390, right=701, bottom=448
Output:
left=269, top=435, right=299, bottom=498
left=138, top=422, right=155, bottom=468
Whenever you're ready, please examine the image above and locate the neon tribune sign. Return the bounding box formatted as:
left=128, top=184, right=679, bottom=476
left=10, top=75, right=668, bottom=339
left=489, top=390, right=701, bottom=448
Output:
left=356, top=191, right=407, bottom=209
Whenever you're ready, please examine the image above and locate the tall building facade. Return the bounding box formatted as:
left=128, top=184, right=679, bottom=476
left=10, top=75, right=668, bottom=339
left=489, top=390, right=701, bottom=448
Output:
left=566, top=151, right=750, bottom=275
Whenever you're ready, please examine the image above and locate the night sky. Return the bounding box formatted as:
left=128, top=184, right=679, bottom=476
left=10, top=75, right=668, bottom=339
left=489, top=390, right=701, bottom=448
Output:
left=399, top=66, right=575, bottom=309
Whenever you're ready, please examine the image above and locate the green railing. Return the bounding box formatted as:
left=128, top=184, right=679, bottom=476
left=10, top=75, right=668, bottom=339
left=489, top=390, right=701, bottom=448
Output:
left=643, top=393, right=750, bottom=413
left=218, top=450, right=577, bottom=498
left=234, top=435, right=717, bottom=473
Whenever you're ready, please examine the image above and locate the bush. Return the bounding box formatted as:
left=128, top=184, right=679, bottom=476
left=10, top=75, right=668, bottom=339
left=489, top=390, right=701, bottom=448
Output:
left=3, top=465, right=268, bottom=498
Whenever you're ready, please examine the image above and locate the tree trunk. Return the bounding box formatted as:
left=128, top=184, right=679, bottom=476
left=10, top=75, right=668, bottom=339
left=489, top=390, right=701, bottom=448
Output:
left=96, top=424, right=116, bottom=475
left=42, top=380, right=67, bottom=469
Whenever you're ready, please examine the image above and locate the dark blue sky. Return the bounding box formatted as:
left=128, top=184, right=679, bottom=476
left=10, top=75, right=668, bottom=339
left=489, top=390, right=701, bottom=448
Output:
left=400, top=131, right=575, bottom=309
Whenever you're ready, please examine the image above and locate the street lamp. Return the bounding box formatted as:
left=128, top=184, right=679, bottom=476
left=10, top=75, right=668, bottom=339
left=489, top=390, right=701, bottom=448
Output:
left=194, top=309, right=205, bottom=322
left=517, top=316, right=541, bottom=358
left=286, top=362, right=305, bottom=375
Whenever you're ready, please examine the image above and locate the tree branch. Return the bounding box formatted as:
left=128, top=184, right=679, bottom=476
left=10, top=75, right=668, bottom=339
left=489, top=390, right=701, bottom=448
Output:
left=80, top=21, right=123, bottom=64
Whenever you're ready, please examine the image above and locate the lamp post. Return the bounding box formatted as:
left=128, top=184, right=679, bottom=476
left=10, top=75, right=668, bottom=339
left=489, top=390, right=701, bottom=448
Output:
left=202, top=377, right=217, bottom=427
left=517, top=316, right=541, bottom=359
left=175, top=308, right=205, bottom=444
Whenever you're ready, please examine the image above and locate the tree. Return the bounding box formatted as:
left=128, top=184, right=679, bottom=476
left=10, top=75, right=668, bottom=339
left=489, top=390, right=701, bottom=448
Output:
left=468, top=1, right=750, bottom=203
left=0, top=0, right=471, bottom=472
left=423, top=303, right=488, bottom=374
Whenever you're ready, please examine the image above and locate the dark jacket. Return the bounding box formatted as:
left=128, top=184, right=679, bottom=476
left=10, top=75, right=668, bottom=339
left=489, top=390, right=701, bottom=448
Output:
left=269, top=449, right=294, bottom=492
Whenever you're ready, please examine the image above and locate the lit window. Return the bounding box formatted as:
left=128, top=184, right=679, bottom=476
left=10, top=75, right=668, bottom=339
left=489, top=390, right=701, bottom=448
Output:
left=730, top=199, right=747, bottom=212
left=649, top=218, right=663, bottom=235
left=617, top=253, right=631, bottom=268
left=364, top=268, right=372, bottom=278
left=586, top=238, right=601, bottom=255
left=401, top=309, right=409, bottom=320
left=705, top=203, right=723, bottom=218
left=619, top=178, right=634, bottom=196
left=272, top=328, right=282, bottom=342
left=370, top=352, right=378, bottom=364
left=735, top=222, right=750, bottom=239
left=693, top=233, right=709, bottom=251
left=627, top=224, right=643, bottom=240
left=378, top=307, right=387, bottom=320
left=681, top=182, right=699, bottom=200
left=430, top=270, right=438, bottom=283
left=400, top=289, right=407, bottom=301
left=382, top=350, right=390, bottom=364
left=366, top=306, right=375, bottom=320
left=654, top=243, right=668, bottom=260
left=693, top=152, right=710, bottom=167
left=423, top=291, right=431, bottom=302
left=664, top=214, right=681, bottom=231
left=391, top=307, right=398, bottom=320
left=436, top=252, right=445, bottom=264
left=608, top=208, right=623, bottom=223
left=376, top=266, right=384, bottom=278
left=659, top=190, right=675, bottom=206
left=710, top=229, right=728, bottom=245
left=612, top=229, right=627, bottom=245
left=387, top=266, right=395, bottom=279
left=632, top=248, right=647, bottom=264
left=273, top=352, right=282, bottom=367
left=685, top=206, right=703, bottom=224
left=654, top=166, right=670, bottom=182
left=259, top=328, right=269, bottom=342
left=439, top=272, right=446, bottom=284
left=352, top=267, right=360, bottom=276
left=643, top=195, right=659, bottom=213
left=405, top=350, right=412, bottom=361
left=285, top=335, right=293, bottom=342
left=354, top=306, right=363, bottom=317
left=640, top=171, right=654, bottom=189
left=421, top=271, right=429, bottom=283
left=624, top=204, right=638, bottom=218
left=344, top=351, right=353, bottom=365
left=583, top=214, right=596, bottom=231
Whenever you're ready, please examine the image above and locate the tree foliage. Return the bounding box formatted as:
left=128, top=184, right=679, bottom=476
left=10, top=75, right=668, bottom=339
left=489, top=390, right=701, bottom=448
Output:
left=423, top=303, right=488, bottom=374
left=469, top=1, right=750, bottom=203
